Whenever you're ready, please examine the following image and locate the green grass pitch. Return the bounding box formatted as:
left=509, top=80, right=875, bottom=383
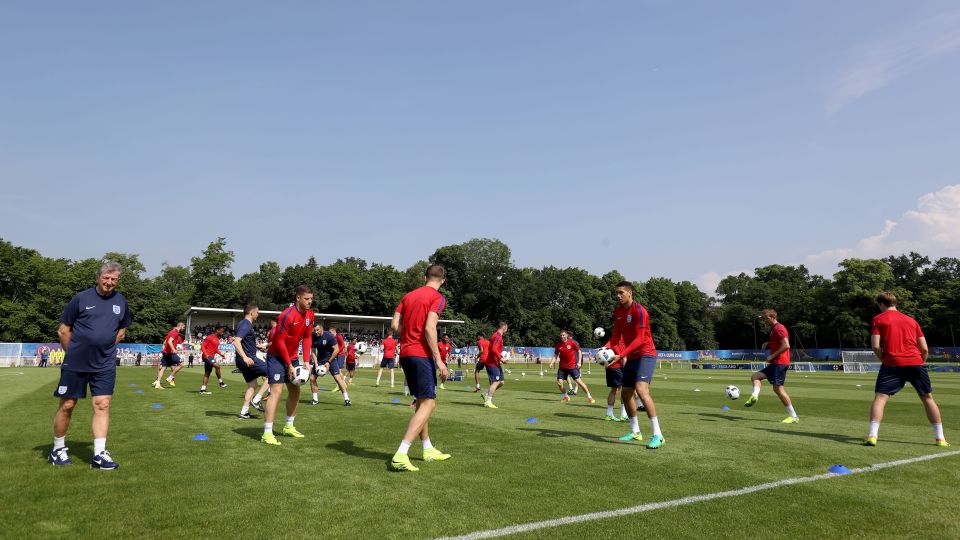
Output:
left=1, top=365, right=958, bottom=539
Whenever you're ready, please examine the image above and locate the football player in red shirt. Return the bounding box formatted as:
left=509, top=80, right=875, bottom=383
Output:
left=603, top=281, right=664, bottom=449
left=376, top=333, right=398, bottom=387
left=473, top=332, right=489, bottom=392
left=389, top=264, right=451, bottom=472
left=549, top=330, right=594, bottom=403
left=260, top=285, right=314, bottom=446
left=744, top=309, right=799, bottom=424
left=438, top=334, right=453, bottom=390
left=864, top=292, right=948, bottom=447
left=482, top=322, right=509, bottom=408
left=198, top=326, right=229, bottom=394
left=153, top=322, right=185, bottom=389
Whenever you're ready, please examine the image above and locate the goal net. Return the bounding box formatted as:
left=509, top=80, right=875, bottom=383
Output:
left=791, top=362, right=816, bottom=372
left=840, top=351, right=880, bottom=373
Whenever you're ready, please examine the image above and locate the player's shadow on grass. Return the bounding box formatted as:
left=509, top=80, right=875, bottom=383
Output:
left=450, top=400, right=485, bottom=407
left=206, top=410, right=243, bottom=418
left=752, top=427, right=862, bottom=444
left=679, top=412, right=745, bottom=422
left=517, top=427, right=617, bottom=444
left=517, top=397, right=559, bottom=403
left=326, top=440, right=393, bottom=462
left=33, top=442, right=93, bottom=462
left=554, top=412, right=600, bottom=421
left=233, top=427, right=264, bottom=441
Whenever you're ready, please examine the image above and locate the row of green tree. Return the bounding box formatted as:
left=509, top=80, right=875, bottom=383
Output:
left=2, top=237, right=957, bottom=349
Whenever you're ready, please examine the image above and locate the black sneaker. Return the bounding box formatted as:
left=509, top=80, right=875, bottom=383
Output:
left=344, top=399, right=352, bottom=407
left=311, top=400, right=319, bottom=405
left=219, top=382, right=227, bottom=388
left=239, top=411, right=253, bottom=419
left=252, top=400, right=264, bottom=412
left=91, top=450, right=119, bottom=470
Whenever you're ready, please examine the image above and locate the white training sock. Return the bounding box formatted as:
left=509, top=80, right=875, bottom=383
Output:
left=630, top=416, right=640, bottom=433
left=561, top=392, right=568, bottom=397
left=650, top=416, right=662, bottom=436
left=621, top=405, right=628, bottom=417
left=786, top=404, right=797, bottom=418
left=264, top=422, right=273, bottom=434
left=475, top=384, right=481, bottom=389
left=422, top=438, right=434, bottom=450
left=312, top=392, right=318, bottom=401
left=606, top=405, right=614, bottom=416
left=54, top=436, right=65, bottom=450
left=94, top=438, right=106, bottom=454
left=218, top=378, right=223, bottom=383
left=285, top=416, right=295, bottom=426
left=933, top=423, right=945, bottom=440
left=200, top=385, right=206, bottom=391
left=751, top=386, right=761, bottom=398
left=397, top=440, right=412, bottom=455
left=869, top=421, right=880, bottom=438
left=252, top=395, right=261, bottom=404
left=240, top=405, right=249, bottom=415
left=343, top=392, right=350, bottom=401
left=586, top=392, right=592, bottom=399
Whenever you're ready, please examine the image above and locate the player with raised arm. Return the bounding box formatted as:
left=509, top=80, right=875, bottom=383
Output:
left=482, top=322, right=509, bottom=409
left=472, top=332, right=488, bottom=393
left=744, top=309, right=799, bottom=424
left=199, top=326, right=228, bottom=394
left=864, top=292, right=949, bottom=447
left=48, top=261, right=132, bottom=469
left=153, top=322, right=185, bottom=389
left=604, top=281, right=664, bottom=449
left=234, top=304, right=270, bottom=419
left=438, top=334, right=452, bottom=390
left=550, top=330, right=595, bottom=403
left=260, top=285, right=314, bottom=445
left=375, top=332, right=398, bottom=387
left=389, top=264, right=451, bottom=472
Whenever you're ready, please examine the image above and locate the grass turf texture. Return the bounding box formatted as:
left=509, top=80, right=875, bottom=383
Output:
left=1, top=367, right=958, bottom=539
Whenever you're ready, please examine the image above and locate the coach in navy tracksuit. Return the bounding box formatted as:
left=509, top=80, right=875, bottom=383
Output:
left=48, top=261, right=132, bottom=470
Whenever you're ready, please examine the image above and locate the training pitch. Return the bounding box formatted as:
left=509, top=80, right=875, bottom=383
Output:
left=1, top=367, right=958, bottom=539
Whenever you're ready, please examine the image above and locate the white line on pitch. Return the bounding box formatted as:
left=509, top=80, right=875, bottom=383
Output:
left=434, top=450, right=960, bottom=540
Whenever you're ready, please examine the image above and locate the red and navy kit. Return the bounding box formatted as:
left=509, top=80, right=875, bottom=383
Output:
left=554, top=340, right=580, bottom=370
left=604, top=301, right=656, bottom=360
left=477, top=338, right=489, bottom=363
left=201, top=334, right=221, bottom=359
left=268, top=306, right=314, bottom=365
left=382, top=336, right=397, bottom=359
left=871, top=311, right=925, bottom=367
left=336, top=333, right=346, bottom=359
left=162, top=328, right=183, bottom=354
left=346, top=343, right=356, bottom=364
left=396, top=285, right=446, bottom=359
left=438, top=342, right=452, bottom=364
left=485, top=331, right=504, bottom=366
left=769, top=322, right=790, bottom=365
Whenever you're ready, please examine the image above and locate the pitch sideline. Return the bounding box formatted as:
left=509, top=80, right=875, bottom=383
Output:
left=434, top=449, right=960, bottom=540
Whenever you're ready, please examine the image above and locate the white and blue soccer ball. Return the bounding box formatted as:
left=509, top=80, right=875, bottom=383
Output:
left=292, top=365, right=310, bottom=385
left=356, top=342, right=368, bottom=354
left=595, top=347, right=616, bottom=367
left=726, top=385, right=740, bottom=400
left=501, top=351, right=510, bottom=361
left=313, top=363, right=328, bottom=377
left=593, top=327, right=606, bottom=338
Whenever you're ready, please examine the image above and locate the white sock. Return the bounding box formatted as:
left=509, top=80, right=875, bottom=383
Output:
left=475, top=383, right=481, bottom=389
left=285, top=416, right=295, bottom=426
left=586, top=392, right=592, bottom=399
left=54, top=436, right=65, bottom=450
left=264, top=422, right=273, bottom=434
left=561, top=392, right=568, bottom=397
left=422, top=438, right=434, bottom=450
left=606, top=405, right=614, bottom=416
left=312, top=392, right=318, bottom=401
left=751, top=386, right=760, bottom=398
left=630, top=416, right=640, bottom=433
left=343, top=392, right=350, bottom=401
left=934, top=423, right=945, bottom=440
left=252, top=395, right=261, bottom=404
left=869, top=421, right=880, bottom=438
left=94, top=438, right=106, bottom=455
left=650, top=416, right=662, bottom=436
left=397, top=440, right=412, bottom=455
left=200, top=385, right=206, bottom=391
left=240, top=405, right=249, bottom=415
left=786, top=404, right=797, bottom=418
left=621, top=405, right=628, bottom=417
left=218, top=378, right=224, bottom=384
left=485, top=395, right=492, bottom=404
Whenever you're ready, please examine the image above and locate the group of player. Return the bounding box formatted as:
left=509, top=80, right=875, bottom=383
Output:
left=46, top=260, right=948, bottom=471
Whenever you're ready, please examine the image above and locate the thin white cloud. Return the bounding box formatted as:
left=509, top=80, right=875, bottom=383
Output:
left=827, top=11, right=960, bottom=114
left=695, top=269, right=751, bottom=296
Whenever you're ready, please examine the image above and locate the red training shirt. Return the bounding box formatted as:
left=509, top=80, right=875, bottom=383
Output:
left=604, top=301, right=657, bottom=360
left=438, top=342, right=452, bottom=363
left=396, top=285, right=446, bottom=358
left=336, top=333, right=346, bottom=357
left=201, top=334, right=220, bottom=358
left=485, top=331, right=504, bottom=366
left=268, top=306, right=314, bottom=365
left=871, top=310, right=925, bottom=366
left=162, top=328, right=183, bottom=354
left=768, top=322, right=790, bottom=365
left=382, top=336, right=397, bottom=359
left=477, top=337, right=489, bottom=363
left=346, top=343, right=356, bottom=363
left=554, top=339, right=580, bottom=370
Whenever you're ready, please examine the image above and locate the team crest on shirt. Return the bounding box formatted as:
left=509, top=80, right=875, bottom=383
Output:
left=57, top=385, right=67, bottom=395
left=626, top=314, right=633, bottom=323
left=113, top=305, right=121, bottom=315
left=273, top=374, right=281, bottom=381
left=566, top=345, right=571, bottom=350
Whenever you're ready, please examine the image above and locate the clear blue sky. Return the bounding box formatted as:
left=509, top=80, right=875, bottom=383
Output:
left=2, top=1, right=959, bottom=292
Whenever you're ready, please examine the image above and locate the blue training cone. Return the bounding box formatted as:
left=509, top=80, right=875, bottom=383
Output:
left=391, top=397, right=400, bottom=404
left=151, top=403, right=163, bottom=409
left=828, top=465, right=852, bottom=475
left=129, top=383, right=137, bottom=387
left=720, top=405, right=731, bottom=411
left=526, top=418, right=538, bottom=423
left=192, top=433, right=209, bottom=441
left=135, top=389, right=144, bottom=394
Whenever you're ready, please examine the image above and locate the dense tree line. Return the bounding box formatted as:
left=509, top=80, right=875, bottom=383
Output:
left=1, top=237, right=957, bottom=349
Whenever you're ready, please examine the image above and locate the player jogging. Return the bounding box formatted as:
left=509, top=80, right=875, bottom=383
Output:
left=550, top=330, right=595, bottom=403
left=744, top=309, right=799, bottom=424
left=260, top=285, right=314, bottom=445
left=472, top=332, right=489, bottom=392
left=375, top=333, right=398, bottom=387
left=345, top=341, right=357, bottom=384
left=603, top=281, right=664, bottom=449
left=154, top=322, right=185, bottom=389
left=438, top=334, right=452, bottom=390
left=199, top=326, right=229, bottom=394
left=389, top=264, right=451, bottom=472
left=482, top=322, right=509, bottom=409
left=319, top=326, right=351, bottom=405
left=234, top=304, right=270, bottom=418
left=48, top=261, right=131, bottom=469
left=864, top=292, right=949, bottom=447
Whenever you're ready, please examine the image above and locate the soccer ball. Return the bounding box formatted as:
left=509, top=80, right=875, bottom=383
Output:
left=725, top=385, right=740, bottom=400
left=314, top=363, right=328, bottom=377
left=356, top=342, right=368, bottom=354
left=292, top=366, right=310, bottom=385
left=501, top=351, right=510, bottom=361
left=595, top=347, right=616, bottom=367
left=593, top=327, right=605, bottom=338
